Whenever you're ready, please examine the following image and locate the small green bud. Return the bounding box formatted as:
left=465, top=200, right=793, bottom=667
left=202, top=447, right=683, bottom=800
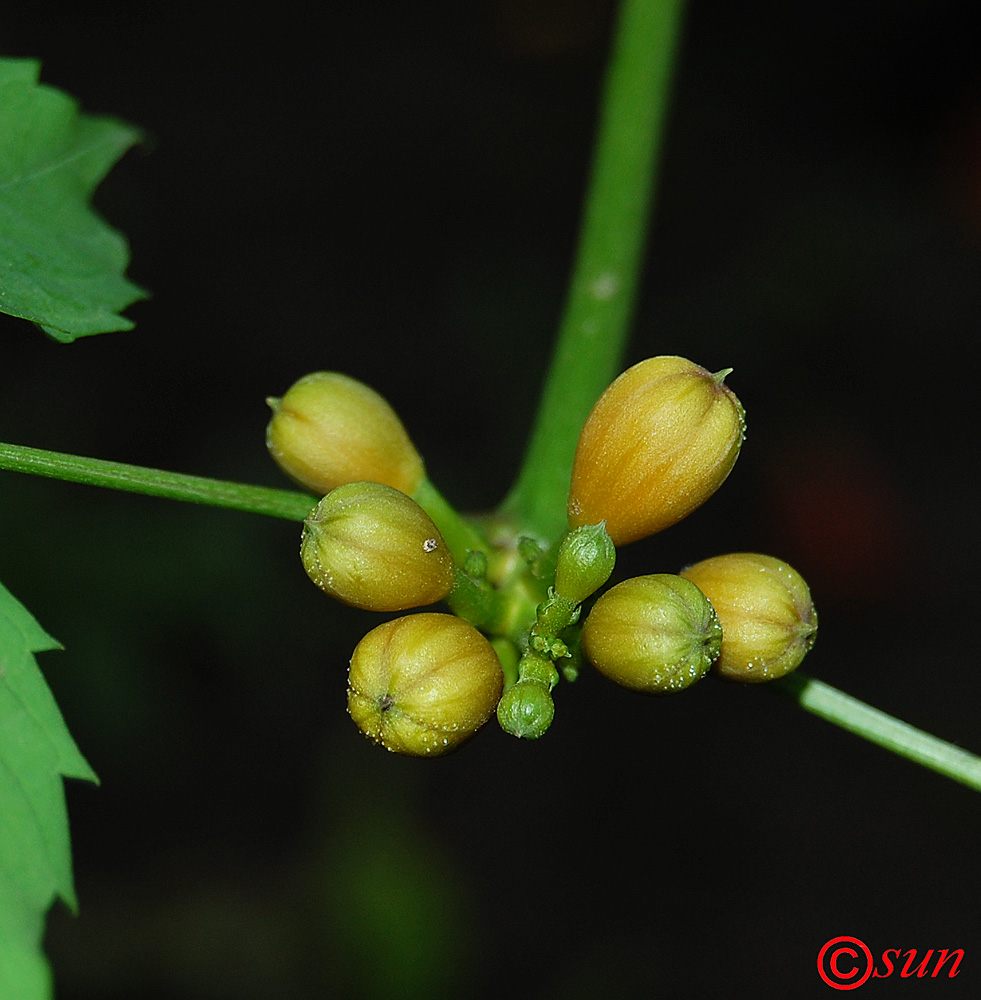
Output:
left=529, top=634, right=570, bottom=659
left=301, top=482, right=455, bottom=612
left=680, top=553, right=817, bottom=682
left=518, top=535, right=545, bottom=567
left=266, top=372, right=424, bottom=496
left=580, top=574, right=722, bottom=693
left=568, top=356, right=745, bottom=545
left=463, top=549, right=488, bottom=579
left=348, top=613, right=504, bottom=756
left=496, top=680, right=555, bottom=739
left=533, top=593, right=580, bottom=636
left=517, top=652, right=560, bottom=690
left=553, top=522, right=616, bottom=604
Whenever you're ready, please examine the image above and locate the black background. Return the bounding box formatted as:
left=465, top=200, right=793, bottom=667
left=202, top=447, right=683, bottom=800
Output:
left=1, top=1, right=979, bottom=997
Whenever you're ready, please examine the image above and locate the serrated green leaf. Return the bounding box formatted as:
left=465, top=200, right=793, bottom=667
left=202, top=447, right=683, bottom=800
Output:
left=0, top=866, right=51, bottom=1000
left=0, top=580, right=97, bottom=1000
left=0, top=57, right=146, bottom=341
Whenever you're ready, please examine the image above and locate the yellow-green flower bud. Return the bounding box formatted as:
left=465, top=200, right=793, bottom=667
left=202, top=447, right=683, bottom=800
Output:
left=347, top=613, right=504, bottom=756
left=680, top=553, right=817, bottom=682
left=266, top=372, right=424, bottom=495
left=580, top=574, right=722, bottom=693
left=554, top=522, right=616, bottom=605
left=301, top=482, right=455, bottom=612
left=567, top=356, right=745, bottom=545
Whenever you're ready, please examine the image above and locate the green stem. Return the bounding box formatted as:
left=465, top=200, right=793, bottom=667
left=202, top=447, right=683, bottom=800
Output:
left=500, top=0, right=686, bottom=541
left=0, top=441, right=317, bottom=521
left=491, top=638, right=520, bottom=690
left=774, top=672, right=981, bottom=793
left=411, top=476, right=490, bottom=563
left=446, top=566, right=499, bottom=631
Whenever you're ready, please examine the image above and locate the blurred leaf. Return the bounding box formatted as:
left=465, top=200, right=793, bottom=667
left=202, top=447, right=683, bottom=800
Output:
left=0, top=57, right=146, bottom=341
left=322, top=806, right=469, bottom=1000
left=0, top=580, right=97, bottom=1000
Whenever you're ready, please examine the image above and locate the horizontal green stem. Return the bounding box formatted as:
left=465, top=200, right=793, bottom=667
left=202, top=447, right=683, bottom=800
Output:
left=0, top=441, right=317, bottom=521
left=774, top=672, right=981, bottom=793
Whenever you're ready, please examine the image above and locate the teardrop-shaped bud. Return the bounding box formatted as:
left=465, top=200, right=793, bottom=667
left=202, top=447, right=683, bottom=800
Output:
left=348, top=613, right=504, bottom=756
left=580, top=574, right=722, bottom=693
left=301, top=482, right=455, bottom=612
left=554, top=522, right=616, bottom=605
left=568, top=356, right=745, bottom=545
left=266, top=372, right=424, bottom=495
left=680, top=553, right=817, bottom=682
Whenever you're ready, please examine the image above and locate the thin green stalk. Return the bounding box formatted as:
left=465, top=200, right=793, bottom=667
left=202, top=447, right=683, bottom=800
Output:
left=0, top=441, right=317, bottom=521
left=491, top=638, right=520, bottom=690
left=412, top=476, right=490, bottom=563
left=501, top=0, right=686, bottom=541
left=774, top=672, right=981, bottom=793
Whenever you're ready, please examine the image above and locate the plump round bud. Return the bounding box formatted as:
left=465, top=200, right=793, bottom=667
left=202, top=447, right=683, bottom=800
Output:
left=580, top=574, right=722, bottom=693
left=347, top=613, right=504, bottom=756
left=266, top=372, right=424, bottom=495
left=680, top=553, right=817, bottom=682
left=496, top=680, right=555, bottom=739
left=554, top=522, right=616, bottom=605
left=568, top=356, right=745, bottom=545
left=301, top=482, right=455, bottom=611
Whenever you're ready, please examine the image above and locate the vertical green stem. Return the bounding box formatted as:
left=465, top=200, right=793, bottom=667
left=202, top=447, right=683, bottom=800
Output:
left=500, top=0, right=686, bottom=541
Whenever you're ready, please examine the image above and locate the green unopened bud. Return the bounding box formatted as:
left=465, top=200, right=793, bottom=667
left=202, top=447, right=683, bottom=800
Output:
left=266, top=372, right=424, bottom=495
left=580, top=574, right=722, bottom=693
left=301, top=482, right=455, bottom=612
left=517, top=652, right=560, bottom=690
left=496, top=680, right=555, bottom=739
left=348, top=613, right=504, bottom=756
left=568, top=356, right=745, bottom=545
left=533, top=593, right=579, bottom=637
left=554, top=522, right=616, bottom=604
left=680, top=553, right=817, bottom=682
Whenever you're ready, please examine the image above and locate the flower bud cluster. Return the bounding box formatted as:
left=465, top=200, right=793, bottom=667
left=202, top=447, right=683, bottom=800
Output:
left=267, top=358, right=818, bottom=757
left=565, top=357, right=816, bottom=697
left=267, top=372, right=504, bottom=755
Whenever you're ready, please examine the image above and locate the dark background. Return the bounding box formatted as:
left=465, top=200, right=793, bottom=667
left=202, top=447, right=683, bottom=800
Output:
left=1, top=1, right=979, bottom=997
